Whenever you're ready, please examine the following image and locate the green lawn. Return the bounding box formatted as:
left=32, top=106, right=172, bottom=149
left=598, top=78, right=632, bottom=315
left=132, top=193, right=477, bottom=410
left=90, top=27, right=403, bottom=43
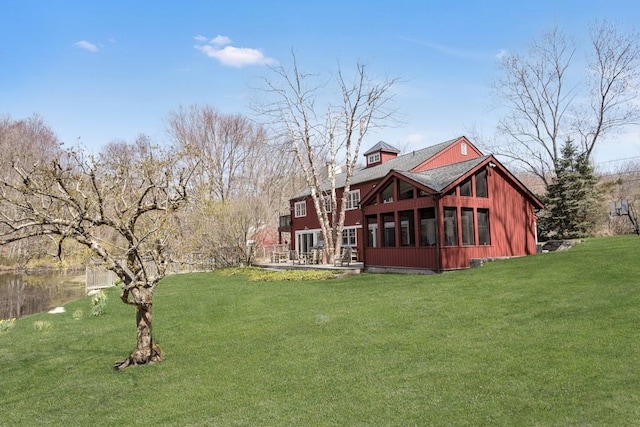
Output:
left=1, top=236, right=639, bottom=426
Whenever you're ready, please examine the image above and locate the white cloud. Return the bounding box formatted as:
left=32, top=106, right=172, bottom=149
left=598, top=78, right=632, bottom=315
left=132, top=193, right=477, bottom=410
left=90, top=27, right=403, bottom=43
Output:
left=193, top=35, right=208, bottom=42
left=495, top=49, right=508, bottom=59
left=74, top=40, right=99, bottom=52
left=195, top=43, right=276, bottom=68
left=211, top=35, right=232, bottom=46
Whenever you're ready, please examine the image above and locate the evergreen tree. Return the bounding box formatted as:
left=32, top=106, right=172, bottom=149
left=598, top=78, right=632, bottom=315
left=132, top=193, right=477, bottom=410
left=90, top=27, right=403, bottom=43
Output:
left=540, top=139, right=601, bottom=239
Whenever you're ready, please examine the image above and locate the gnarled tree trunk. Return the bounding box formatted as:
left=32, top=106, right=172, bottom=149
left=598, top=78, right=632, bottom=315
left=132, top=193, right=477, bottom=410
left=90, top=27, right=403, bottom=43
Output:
left=114, top=285, right=163, bottom=370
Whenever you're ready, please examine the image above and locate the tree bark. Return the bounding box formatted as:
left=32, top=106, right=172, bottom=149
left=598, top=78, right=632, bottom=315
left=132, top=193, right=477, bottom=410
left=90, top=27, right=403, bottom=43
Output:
left=114, top=296, right=163, bottom=370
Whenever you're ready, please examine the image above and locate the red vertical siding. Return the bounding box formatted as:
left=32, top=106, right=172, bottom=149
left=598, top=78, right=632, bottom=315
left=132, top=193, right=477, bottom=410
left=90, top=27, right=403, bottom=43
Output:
left=290, top=197, right=320, bottom=231
left=289, top=181, right=377, bottom=254
left=381, top=152, right=398, bottom=163
left=366, top=247, right=438, bottom=269
left=487, top=168, right=538, bottom=256
left=437, top=167, right=538, bottom=270
left=362, top=162, right=540, bottom=271
left=414, top=137, right=483, bottom=171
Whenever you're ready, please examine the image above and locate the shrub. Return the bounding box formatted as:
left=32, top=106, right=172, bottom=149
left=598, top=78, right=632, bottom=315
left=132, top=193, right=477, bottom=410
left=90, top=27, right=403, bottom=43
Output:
left=250, top=269, right=336, bottom=282
left=91, top=290, right=108, bottom=316
left=0, top=318, right=16, bottom=333
left=33, top=320, right=52, bottom=333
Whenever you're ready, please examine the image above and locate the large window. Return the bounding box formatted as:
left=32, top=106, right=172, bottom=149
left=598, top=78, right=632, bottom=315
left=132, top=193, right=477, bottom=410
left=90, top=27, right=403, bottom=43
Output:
left=478, top=209, right=490, bottom=245
left=381, top=182, right=394, bottom=203
left=294, top=201, right=307, bottom=218
left=419, top=208, right=437, bottom=246
left=476, top=169, right=488, bottom=198
left=345, top=190, right=360, bottom=210
left=444, top=207, right=458, bottom=246
left=297, top=231, right=315, bottom=253
left=461, top=208, right=475, bottom=246
left=399, top=210, right=415, bottom=246
left=366, top=215, right=378, bottom=248
left=342, top=227, right=357, bottom=246
left=382, top=213, right=396, bottom=247
left=398, top=181, right=414, bottom=200
left=460, top=178, right=472, bottom=197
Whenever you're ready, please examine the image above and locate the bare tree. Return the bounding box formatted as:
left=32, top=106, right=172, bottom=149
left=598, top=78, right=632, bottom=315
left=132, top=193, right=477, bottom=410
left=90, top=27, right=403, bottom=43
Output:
left=492, top=21, right=640, bottom=187
left=0, top=115, right=64, bottom=265
left=258, top=55, right=397, bottom=263
left=0, top=114, right=60, bottom=170
left=0, top=136, right=192, bottom=370
left=167, top=105, right=302, bottom=264
left=167, top=105, right=267, bottom=201
left=578, top=22, right=640, bottom=157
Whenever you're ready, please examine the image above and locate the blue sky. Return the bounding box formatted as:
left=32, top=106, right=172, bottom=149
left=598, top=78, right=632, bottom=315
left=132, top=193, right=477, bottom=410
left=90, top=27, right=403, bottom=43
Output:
left=2, top=0, right=640, bottom=168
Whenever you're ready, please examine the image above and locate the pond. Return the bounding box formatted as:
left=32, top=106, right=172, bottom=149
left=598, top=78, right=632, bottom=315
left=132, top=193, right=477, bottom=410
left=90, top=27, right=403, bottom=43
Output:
left=0, top=271, right=86, bottom=319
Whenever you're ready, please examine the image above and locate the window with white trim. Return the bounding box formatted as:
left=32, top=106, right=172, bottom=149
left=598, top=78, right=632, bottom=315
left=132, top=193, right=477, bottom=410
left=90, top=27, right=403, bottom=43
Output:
left=367, top=152, right=381, bottom=164
left=323, top=195, right=332, bottom=213
left=461, top=142, right=468, bottom=156
left=367, top=219, right=378, bottom=247
left=345, top=189, right=360, bottom=210
left=342, top=227, right=357, bottom=246
left=294, top=201, right=307, bottom=218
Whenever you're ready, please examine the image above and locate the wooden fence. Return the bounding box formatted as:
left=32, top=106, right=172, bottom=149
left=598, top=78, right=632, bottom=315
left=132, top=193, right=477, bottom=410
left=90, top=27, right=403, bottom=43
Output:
left=255, top=244, right=290, bottom=262
left=85, top=257, right=215, bottom=294
left=85, top=266, right=119, bottom=293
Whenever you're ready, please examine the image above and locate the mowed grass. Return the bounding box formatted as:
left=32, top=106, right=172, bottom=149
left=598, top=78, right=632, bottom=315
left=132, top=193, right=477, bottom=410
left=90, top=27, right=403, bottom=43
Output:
left=1, top=236, right=639, bottom=426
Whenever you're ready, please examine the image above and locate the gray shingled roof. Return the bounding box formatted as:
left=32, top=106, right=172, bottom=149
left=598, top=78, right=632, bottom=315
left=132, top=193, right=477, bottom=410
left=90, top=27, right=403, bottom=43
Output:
left=339, top=137, right=460, bottom=187
left=395, top=156, right=490, bottom=192
left=363, top=140, right=401, bottom=156
left=293, top=137, right=461, bottom=198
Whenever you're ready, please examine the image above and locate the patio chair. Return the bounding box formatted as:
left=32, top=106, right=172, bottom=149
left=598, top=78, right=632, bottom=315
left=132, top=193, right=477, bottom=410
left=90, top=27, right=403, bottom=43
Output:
left=334, top=246, right=352, bottom=267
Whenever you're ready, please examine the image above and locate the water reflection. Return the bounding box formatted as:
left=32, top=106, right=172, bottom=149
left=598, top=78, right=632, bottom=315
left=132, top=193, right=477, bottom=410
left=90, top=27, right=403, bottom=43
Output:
left=0, top=272, right=86, bottom=319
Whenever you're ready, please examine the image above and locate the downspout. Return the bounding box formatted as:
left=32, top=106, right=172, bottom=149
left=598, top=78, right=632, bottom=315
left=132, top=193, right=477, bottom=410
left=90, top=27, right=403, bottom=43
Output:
left=360, top=202, right=366, bottom=268
left=434, top=193, right=441, bottom=273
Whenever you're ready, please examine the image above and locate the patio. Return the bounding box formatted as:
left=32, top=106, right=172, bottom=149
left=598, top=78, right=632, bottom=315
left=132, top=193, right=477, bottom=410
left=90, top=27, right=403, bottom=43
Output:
left=255, top=257, right=363, bottom=274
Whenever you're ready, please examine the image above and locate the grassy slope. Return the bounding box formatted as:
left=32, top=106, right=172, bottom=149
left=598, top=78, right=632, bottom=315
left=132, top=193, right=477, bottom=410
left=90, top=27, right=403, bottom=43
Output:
left=1, top=236, right=639, bottom=426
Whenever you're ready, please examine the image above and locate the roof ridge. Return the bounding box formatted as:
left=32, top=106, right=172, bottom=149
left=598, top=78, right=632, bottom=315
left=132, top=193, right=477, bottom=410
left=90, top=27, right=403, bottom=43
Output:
left=413, top=154, right=490, bottom=174
left=395, top=155, right=490, bottom=192
left=292, top=137, right=466, bottom=198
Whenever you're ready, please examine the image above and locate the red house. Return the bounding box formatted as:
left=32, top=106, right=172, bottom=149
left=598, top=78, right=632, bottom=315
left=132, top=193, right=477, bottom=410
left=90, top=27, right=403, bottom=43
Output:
left=280, top=136, right=544, bottom=271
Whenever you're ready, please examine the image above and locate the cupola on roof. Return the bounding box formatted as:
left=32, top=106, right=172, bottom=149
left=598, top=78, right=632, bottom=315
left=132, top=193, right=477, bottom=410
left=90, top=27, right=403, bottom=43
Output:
left=363, top=141, right=401, bottom=156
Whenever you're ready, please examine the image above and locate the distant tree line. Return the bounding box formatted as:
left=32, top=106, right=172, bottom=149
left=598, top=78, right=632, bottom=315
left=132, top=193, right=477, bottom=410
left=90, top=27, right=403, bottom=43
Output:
left=0, top=109, right=305, bottom=270
left=489, top=20, right=640, bottom=240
